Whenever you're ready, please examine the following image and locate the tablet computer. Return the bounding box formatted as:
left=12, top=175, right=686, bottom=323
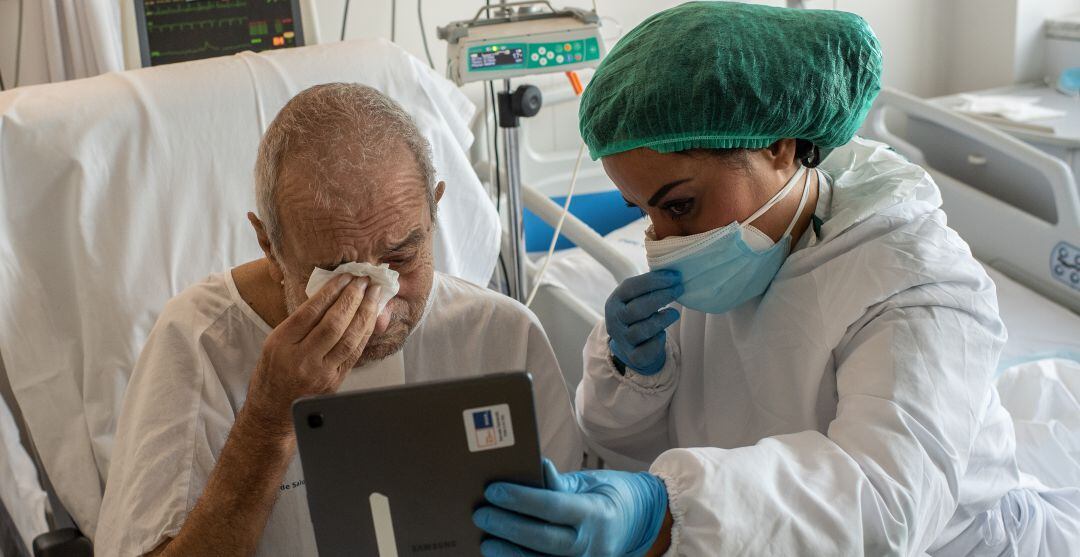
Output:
left=292, top=371, right=543, bottom=557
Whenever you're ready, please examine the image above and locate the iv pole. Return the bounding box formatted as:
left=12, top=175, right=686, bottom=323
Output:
left=497, top=79, right=542, bottom=301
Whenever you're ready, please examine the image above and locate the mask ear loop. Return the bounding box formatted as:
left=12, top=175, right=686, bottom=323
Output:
left=781, top=167, right=813, bottom=239
left=743, top=165, right=807, bottom=227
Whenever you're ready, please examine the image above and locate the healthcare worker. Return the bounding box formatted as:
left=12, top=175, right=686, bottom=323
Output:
left=472, top=2, right=1080, bottom=556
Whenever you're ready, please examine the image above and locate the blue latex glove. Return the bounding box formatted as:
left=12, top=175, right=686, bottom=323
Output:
left=605, top=270, right=682, bottom=375
left=473, top=459, right=669, bottom=557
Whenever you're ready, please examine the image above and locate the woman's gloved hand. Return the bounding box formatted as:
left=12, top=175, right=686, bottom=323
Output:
left=605, top=270, right=682, bottom=375
left=473, top=459, right=669, bottom=557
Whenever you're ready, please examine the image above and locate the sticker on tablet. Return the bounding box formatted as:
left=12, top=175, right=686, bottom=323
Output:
left=369, top=492, right=399, bottom=557
left=463, top=404, right=515, bottom=452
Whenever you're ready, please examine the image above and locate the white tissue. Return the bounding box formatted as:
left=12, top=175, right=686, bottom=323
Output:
left=304, top=262, right=400, bottom=315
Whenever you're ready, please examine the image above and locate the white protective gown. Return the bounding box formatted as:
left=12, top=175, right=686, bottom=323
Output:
left=578, top=137, right=1080, bottom=556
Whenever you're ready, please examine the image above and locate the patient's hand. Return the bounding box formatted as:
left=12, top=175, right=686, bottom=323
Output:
left=145, top=276, right=379, bottom=557
left=145, top=275, right=379, bottom=557
left=245, top=273, right=381, bottom=437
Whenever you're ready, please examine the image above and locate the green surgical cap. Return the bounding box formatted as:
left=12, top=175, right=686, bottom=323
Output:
left=579, top=1, right=883, bottom=159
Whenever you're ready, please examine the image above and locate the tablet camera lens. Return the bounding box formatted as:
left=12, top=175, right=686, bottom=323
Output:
left=308, top=413, right=324, bottom=429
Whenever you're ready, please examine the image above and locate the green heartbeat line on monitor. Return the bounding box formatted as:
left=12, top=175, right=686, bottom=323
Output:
left=145, top=1, right=247, bottom=18
left=147, top=17, right=248, bottom=33
left=151, top=41, right=252, bottom=59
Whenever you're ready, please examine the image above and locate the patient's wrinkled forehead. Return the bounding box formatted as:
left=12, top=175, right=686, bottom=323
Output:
left=273, top=141, right=430, bottom=260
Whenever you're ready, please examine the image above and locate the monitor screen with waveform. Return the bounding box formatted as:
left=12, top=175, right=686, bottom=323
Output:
left=135, top=0, right=306, bottom=67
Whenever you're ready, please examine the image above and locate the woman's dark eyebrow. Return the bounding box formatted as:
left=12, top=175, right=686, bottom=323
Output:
left=647, top=178, right=693, bottom=207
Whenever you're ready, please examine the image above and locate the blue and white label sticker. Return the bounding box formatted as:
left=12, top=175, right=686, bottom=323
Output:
left=1051, top=241, right=1080, bottom=291
left=463, top=404, right=515, bottom=452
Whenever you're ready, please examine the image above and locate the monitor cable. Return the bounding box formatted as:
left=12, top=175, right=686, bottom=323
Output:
left=390, top=0, right=397, bottom=41
left=489, top=80, right=511, bottom=293
left=418, top=0, right=435, bottom=69
left=341, top=0, right=351, bottom=41
left=525, top=142, right=585, bottom=307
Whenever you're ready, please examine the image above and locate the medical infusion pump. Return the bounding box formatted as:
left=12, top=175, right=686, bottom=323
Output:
left=439, top=5, right=605, bottom=86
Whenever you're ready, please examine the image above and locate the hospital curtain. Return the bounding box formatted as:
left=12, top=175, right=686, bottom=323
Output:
left=38, top=0, right=125, bottom=82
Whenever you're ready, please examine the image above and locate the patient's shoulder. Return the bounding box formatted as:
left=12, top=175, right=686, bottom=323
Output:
left=128, top=274, right=237, bottom=386
left=157, top=272, right=235, bottom=329
left=147, top=272, right=263, bottom=358
left=137, top=272, right=265, bottom=384
left=428, top=272, right=540, bottom=327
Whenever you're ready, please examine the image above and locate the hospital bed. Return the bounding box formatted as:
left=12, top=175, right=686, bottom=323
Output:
left=512, top=85, right=1080, bottom=471
left=0, top=39, right=501, bottom=553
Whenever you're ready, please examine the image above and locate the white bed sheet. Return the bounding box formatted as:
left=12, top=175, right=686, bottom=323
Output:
left=537, top=219, right=647, bottom=316
left=538, top=217, right=1080, bottom=368
left=997, top=358, right=1080, bottom=489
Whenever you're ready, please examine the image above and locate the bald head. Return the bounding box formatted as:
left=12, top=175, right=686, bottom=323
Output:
left=254, top=82, right=437, bottom=247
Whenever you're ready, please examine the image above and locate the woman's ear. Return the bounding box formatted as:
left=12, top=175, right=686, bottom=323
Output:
left=764, top=139, right=800, bottom=171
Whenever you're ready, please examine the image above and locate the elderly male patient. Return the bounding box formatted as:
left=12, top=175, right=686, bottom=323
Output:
left=96, top=83, right=583, bottom=556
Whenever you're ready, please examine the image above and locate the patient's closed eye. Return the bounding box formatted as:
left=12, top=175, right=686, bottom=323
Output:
left=316, top=258, right=353, bottom=272
left=316, top=262, right=343, bottom=272
left=384, top=252, right=416, bottom=268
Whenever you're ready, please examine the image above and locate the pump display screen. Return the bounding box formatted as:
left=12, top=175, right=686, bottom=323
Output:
left=469, top=46, right=525, bottom=70
left=466, top=38, right=601, bottom=74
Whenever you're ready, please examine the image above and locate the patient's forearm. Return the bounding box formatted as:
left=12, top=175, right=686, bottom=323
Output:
left=150, top=405, right=295, bottom=557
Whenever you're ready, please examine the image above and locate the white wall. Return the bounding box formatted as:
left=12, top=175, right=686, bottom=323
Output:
left=941, top=0, right=1018, bottom=93
left=1015, top=0, right=1080, bottom=84
left=939, top=0, right=1080, bottom=92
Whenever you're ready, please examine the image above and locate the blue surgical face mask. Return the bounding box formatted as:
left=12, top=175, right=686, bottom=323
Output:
left=644, top=165, right=813, bottom=314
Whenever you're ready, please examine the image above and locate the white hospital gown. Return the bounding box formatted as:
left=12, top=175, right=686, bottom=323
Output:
left=96, top=272, right=582, bottom=556
left=578, top=137, right=1080, bottom=556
